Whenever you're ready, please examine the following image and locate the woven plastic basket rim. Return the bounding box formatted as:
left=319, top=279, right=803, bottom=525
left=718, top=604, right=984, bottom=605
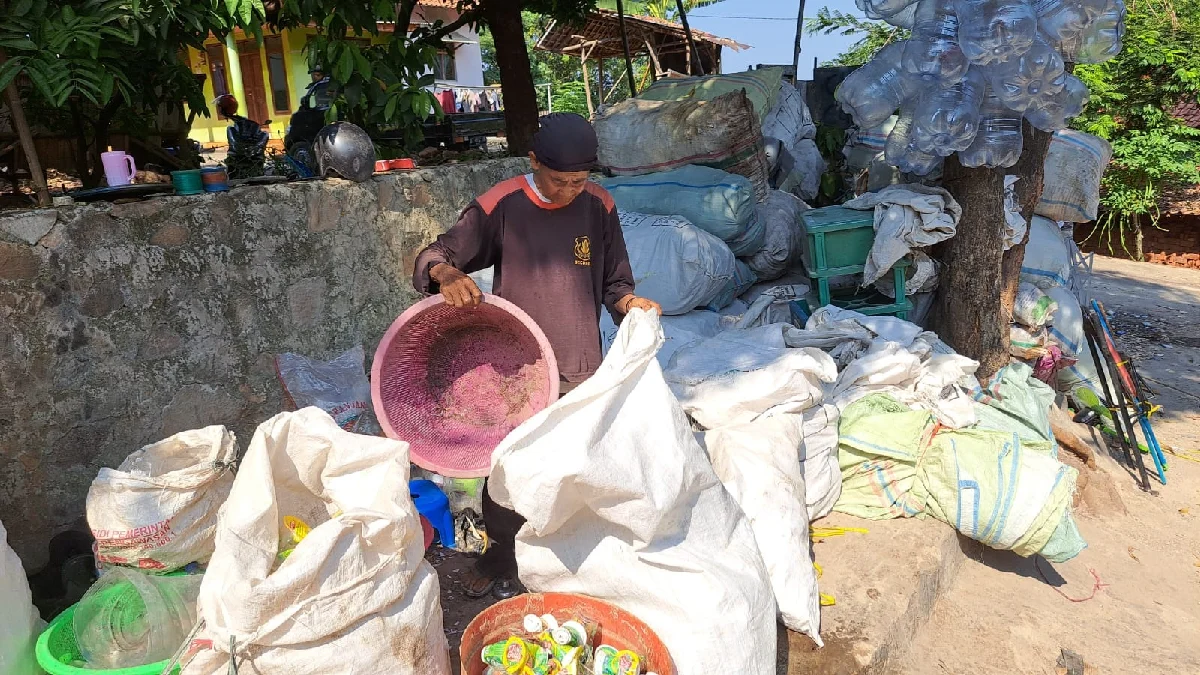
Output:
left=371, top=293, right=560, bottom=477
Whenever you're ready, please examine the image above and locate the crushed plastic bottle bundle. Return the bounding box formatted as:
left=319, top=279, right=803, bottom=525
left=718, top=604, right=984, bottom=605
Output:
left=834, top=0, right=1125, bottom=169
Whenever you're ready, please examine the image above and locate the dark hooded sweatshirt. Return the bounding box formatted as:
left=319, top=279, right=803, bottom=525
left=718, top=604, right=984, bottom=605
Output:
left=412, top=176, right=635, bottom=383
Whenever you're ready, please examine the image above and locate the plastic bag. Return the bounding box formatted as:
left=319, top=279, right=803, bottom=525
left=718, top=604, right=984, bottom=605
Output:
left=182, top=408, right=449, bottom=675
left=0, top=518, right=43, bottom=675
left=87, top=426, right=237, bottom=572
left=75, top=569, right=202, bottom=669
left=702, top=416, right=823, bottom=645
left=490, top=310, right=777, bottom=675
left=275, top=346, right=381, bottom=434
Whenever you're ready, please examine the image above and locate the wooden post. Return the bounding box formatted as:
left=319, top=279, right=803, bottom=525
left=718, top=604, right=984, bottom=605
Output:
left=0, top=50, right=51, bottom=206
left=792, top=0, right=807, bottom=84
left=615, top=0, right=639, bottom=96
left=644, top=39, right=662, bottom=80
left=674, top=0, right=705, bottom=75
left=599, top=58, right=606, bottom=106
left=581, top=51, right=594, bottom=116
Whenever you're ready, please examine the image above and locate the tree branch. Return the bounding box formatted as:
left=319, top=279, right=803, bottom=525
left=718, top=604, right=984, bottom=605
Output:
left=413, top=7, right=484, bottom=45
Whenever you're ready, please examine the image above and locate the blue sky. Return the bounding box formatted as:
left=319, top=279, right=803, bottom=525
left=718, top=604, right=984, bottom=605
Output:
left=687, top=0, right=861, bottom=78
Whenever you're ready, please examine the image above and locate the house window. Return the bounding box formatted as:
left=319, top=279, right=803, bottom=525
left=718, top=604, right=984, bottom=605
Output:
left=264, top=35, right=290, bottom=114
left=434, top=48, right=457, bottom=81
left=205, top=44, right=230, bottom=104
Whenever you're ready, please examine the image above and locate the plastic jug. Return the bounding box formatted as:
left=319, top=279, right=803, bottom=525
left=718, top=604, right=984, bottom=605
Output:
left=101, top=151, right=137, bottom=187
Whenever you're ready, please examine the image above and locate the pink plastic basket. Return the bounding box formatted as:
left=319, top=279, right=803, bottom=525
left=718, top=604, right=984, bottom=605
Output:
left=372, top=294, right=559, bottom=478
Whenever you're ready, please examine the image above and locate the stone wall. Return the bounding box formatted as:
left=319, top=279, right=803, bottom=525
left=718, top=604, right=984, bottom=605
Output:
left=0, top=158, right=528, bottom=570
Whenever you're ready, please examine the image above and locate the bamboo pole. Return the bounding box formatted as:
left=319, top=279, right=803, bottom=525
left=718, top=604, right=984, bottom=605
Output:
left=614, top=0, right=639, bottom=95
left=674, top=0, right=705, bottom=75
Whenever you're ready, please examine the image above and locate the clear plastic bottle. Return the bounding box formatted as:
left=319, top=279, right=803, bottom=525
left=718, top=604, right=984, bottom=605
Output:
left=885, top=107, right=943, bottom=175
left=1075, top=0, right=1125, bottom=63
left=985, top=36, right=1066, bottom=112
left=912, top=68, right=986, bottom=155
left=857, top=0, right=921, bottom=20
left=1025, top=73, right=1089, bottom=131
left=955, top=0, right=1038, bottom=66
left=1033, top=0, right=1107, bottom=46
left=903, top=0, right=969, bottom=84
left=958, top=88, right=1025, bottom=168
left=835, top=41, right=922, bottom=129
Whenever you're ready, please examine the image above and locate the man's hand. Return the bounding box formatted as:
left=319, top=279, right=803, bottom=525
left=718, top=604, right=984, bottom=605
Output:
left=617, top=294, right=661, bottom=315
left=431, top=263, right=483, bottom=308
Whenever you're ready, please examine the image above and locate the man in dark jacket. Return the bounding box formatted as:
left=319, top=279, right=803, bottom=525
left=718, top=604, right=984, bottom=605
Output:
left=412, top=113, right=659, bottom=598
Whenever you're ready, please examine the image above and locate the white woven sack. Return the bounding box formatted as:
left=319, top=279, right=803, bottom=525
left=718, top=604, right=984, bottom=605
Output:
left=182, top=408, right=449, bottom=675
left=87, top=426, right=236, bottom=572
left=664, top=325, right=838, bottom=429
left=0, top=519, right=43, bottom=675
left=1036, top=130, right=1112, bottom=223
left=620, top=211, right=737, bottom=315
left=490, top=310, right=777, bottom=675
left=702, top=415, right=823, bottom=645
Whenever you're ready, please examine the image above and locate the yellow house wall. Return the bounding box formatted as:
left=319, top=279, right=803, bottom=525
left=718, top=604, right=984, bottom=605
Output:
left=187, top=28, right=313, bottom=146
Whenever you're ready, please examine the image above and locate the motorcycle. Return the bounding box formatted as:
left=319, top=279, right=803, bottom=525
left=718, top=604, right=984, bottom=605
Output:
left=284, top=76, right=333, bottom=177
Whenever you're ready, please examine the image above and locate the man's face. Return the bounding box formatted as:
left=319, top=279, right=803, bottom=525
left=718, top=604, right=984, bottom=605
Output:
left=311, top=71, right=323, bottom=82
left=529, top=154, right=589, bottom=206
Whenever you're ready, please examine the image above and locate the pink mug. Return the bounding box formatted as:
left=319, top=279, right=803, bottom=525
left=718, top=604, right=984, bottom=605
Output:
left=101, top=150, right=137, bottom=186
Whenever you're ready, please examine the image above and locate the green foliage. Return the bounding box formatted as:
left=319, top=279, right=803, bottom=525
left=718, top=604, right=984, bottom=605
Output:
left=479, top=10, right=650, bottom=114
left=596, top=0, right=728, bottom=20
left=1074, top=0, right=1200, bottom=258
left=303, top=35, right=440, bottom=146
left=806, top=7, right=908, bottom=66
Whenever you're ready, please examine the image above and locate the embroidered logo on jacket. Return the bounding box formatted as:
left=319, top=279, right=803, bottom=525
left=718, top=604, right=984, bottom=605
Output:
left=574, top=236, right=591, bottom=266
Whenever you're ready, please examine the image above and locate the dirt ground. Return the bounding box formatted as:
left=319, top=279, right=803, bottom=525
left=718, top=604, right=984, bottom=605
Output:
left=905, top=255, right=1200, bottom=674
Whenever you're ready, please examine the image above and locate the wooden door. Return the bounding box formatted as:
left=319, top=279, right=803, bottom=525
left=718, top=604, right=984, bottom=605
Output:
left=237, top=42, right=270, bottom=125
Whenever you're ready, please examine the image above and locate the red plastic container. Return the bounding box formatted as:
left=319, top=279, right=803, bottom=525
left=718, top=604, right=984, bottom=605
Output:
left=374, top=159, right=390, bottom=173
left=372, top=294, right=559, bottom=478
left=389, top=158, right=416, bottom=170
left=459, top=593, right=675, bottom=675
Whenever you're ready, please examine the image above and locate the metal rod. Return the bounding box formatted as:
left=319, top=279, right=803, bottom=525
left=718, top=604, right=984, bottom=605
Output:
left=615, top=0, right=639, bottom=95
left=792, top=0, right=807, bottom=84
left=674, top=0, right=705, bottom=75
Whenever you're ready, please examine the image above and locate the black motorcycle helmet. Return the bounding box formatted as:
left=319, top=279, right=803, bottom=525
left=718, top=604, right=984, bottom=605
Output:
left=312, top=122, right=375, bottom=182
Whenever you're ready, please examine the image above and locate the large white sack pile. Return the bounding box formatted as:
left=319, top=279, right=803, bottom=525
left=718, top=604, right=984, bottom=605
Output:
left=490, top=310, right=779, bottom=673
left=182, top=408, right=450, bottom=675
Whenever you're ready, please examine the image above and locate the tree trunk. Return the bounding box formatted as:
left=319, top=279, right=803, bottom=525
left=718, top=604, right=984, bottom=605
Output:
left=483, top=1, right=538, bottom=156
left=933, top=155, right=1009, bottom=380
left=0, top=50, right=51, bottom=206
left=998, top=123, right=1054, bottom=319
left=1132, top=217, right=1144, bottom=261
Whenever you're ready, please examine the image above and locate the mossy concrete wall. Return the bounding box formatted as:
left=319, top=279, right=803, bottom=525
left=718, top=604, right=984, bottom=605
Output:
left=0, top=158, right=528, bottom=570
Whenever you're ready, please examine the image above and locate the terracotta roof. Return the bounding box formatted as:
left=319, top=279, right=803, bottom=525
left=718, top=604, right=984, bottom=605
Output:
left=1171, top=100, right=1200, bottom=128
left=535, top=9, right=747, bottom=61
